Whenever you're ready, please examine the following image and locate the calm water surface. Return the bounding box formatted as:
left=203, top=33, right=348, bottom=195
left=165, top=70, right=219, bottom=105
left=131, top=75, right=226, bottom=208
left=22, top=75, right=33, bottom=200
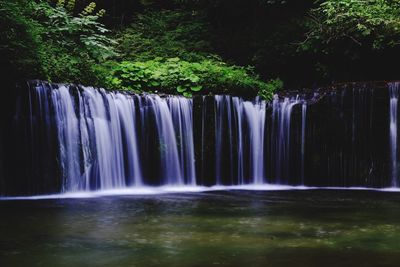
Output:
left=1, top=190, right=400, bottom=267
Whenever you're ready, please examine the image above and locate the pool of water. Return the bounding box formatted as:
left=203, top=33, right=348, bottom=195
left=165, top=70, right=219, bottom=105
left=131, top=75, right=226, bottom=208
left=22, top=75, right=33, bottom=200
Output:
left=1, top=190, right=400, bottom=267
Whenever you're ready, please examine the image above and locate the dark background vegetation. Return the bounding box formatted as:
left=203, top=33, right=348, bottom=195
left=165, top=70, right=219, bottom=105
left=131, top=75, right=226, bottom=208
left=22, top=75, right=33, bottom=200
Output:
left=1, top=0, right=399, bottom=97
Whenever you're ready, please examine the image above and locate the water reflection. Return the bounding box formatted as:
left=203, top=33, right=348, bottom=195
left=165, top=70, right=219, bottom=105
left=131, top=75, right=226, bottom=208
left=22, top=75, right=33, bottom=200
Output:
left=1, top=191, right=400, bottom=267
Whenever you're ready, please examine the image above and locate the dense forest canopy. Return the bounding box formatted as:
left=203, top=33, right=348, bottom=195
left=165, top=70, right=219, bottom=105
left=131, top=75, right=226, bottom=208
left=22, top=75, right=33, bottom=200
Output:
left=1, top=0, right=399, bottom=98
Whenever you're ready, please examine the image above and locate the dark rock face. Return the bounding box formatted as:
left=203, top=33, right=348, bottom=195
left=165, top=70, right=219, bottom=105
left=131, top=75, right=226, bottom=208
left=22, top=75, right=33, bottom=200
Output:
left=304, top=84, right=391, bottom=187
left=0, top=82, right=61, bottom=196
left=0, top=81, right=398, bottom=196
left=290, top=83, right=392, bottom=187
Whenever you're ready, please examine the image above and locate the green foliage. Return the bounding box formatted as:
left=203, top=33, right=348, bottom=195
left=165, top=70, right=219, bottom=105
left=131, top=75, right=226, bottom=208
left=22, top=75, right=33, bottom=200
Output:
left=258, top=78, right=283, bottom=100
left=3, top=0, right=399, bottom=90
left=115, top=10, right=212, bottom=62
left=0, top=0, right=115, bottom=85
left=1, top=1, right=274, bottom=97
left=54, top=0, right=106, bottom=16
left=302, top=0, right=400, bottom=53
left=108, top=58, right=273, bottom=98
left=34, top=1, right=116, bottom=84
left=112, top=9, right=273, bottom=98
left=0, top=0, right=44, bottom=78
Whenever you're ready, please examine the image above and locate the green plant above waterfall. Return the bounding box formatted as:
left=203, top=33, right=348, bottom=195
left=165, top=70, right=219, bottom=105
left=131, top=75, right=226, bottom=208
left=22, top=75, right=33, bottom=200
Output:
left=1, top=0, right=400, bottom=94
left=107, top=58, right=271, bottom=97
left=109, top=9, right=273, bottom=97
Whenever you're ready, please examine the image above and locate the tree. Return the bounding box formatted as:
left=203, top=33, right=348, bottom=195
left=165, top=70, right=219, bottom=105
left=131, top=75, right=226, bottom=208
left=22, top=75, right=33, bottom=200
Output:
left=302, top=0, right=400, bottom=52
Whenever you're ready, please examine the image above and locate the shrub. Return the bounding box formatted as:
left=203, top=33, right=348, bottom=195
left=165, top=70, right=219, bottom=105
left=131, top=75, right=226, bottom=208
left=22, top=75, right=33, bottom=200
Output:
left=258, top=78, right=283, bottom=100
left=107, top=57, right=274, bottom=98
left=33, top=1, right=116, bottom=85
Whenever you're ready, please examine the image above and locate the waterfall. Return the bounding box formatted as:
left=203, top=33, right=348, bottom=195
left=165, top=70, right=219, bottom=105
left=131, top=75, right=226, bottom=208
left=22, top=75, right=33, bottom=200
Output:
left=232, top=97, right=244, bottom=184
left=200, top=96, right=207, bottom=185
left=214, top=95, right=238, bottom=184
left=114, top=93, right=142, bottom=186
left=242, top=98, right=266, bottom=184
left=2, top=81, right=400, bottom=196
left=145, top=96, right=184, bottom=185
left=51, top=86, right=143, bottom=191
left=27, top=84, right=198, bottom=191
left=168, top=97, right=196, bottom=185
left=271, top=95, right=300, bottom=183
left=300, top=102, right=307, bottom=185
left=52, top=86, right=83, bottom=191
left=214, top=96, right=225, bottom=185
left=390, top=83, right=399, bottom=187
left=213, top=96, right=267, bottom=184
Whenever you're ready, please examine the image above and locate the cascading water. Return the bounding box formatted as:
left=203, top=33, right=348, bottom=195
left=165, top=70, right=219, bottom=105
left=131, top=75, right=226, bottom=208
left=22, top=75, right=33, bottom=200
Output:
left=300, top=102, right=307, bottom=185
left=144, top=96, right=184, bottom=185
left=271, top=95, right=301, bottom=183
left=214, top=95, right=227, bottom=185
left=52, top=85, right=83, bottom=191
left=390, top=83, right=399, bottom=187
left=1, top=81, right=400, bottom=196
left=167, top=97, right=196, bottom=185
left=213, top=96, right=267, bottom=184
left=242, top=99, right=266, bottom=184
left=23, top=83, right=198, bottom=192
left=52, top=86, right=144, bottom=190
left=114, top=93, right=142, bottom=186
